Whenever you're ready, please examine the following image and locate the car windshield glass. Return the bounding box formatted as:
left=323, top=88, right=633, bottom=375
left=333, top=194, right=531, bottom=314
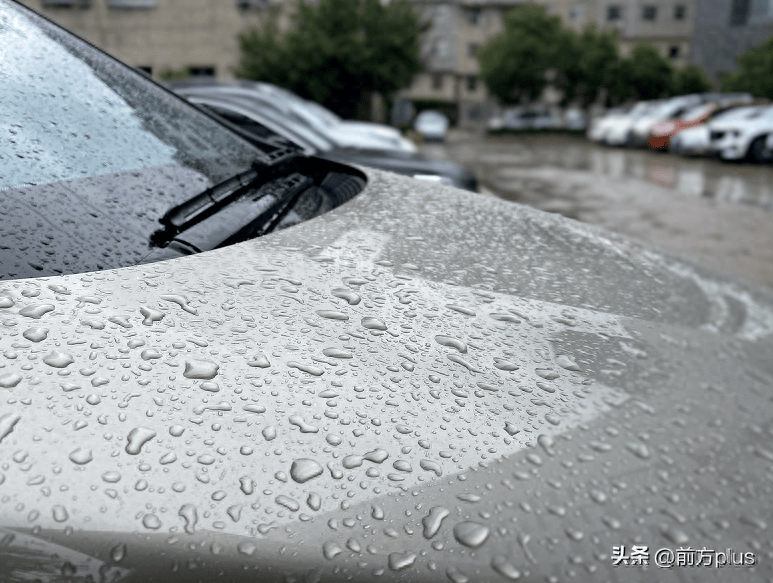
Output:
left=0, top=1, right=263, bottom=280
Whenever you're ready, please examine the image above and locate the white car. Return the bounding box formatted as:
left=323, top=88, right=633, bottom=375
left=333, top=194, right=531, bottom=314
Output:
left=628, top=95, right=703, bottom=147
left=414, top=109, right=450, bottom=141
left=670, top=106, right=765, bottom=156
left=602, top=101, right=662, bottom=146
left=708, top=105, right=773, bottom=162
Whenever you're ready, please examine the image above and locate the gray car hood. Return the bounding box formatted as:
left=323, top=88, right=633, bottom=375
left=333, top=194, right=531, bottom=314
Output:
left=1, top=168, right=772, bottom=583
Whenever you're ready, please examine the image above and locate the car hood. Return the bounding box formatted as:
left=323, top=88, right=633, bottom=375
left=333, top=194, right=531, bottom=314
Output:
left=1, top=168, right=772, bottom=582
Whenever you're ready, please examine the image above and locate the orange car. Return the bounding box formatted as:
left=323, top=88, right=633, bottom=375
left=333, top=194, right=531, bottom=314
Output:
left=648, top=102, right=718, bottom=150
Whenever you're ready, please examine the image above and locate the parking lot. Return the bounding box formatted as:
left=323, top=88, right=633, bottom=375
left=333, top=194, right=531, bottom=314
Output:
left=422, top=131, right=773, bottom=289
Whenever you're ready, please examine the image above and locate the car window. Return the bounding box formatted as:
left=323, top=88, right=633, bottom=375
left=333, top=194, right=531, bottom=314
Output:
left=0, top=1, right=264, bottom=280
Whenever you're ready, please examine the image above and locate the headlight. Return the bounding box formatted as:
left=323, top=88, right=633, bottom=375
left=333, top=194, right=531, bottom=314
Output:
left=413, top=174, right=454, bottom=186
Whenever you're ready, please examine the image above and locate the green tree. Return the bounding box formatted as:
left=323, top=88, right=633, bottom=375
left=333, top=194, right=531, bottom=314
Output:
left=477, top=5, right=571, bottom=104
left=563, top=26, right=620, bottom=107
left=235, top=0, right=423, bottom=119
left=721, top=35, right=773, bottom=98
left=609, top=42, right=674, bottom=102
left=672, top=64, right=712, bottom=95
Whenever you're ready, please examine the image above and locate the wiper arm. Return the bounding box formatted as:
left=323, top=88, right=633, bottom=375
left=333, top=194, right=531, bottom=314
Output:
left=161, top=166, right=261, bottom=231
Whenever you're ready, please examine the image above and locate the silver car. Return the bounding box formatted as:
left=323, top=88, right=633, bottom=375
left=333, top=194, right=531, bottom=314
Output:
left=1, top=2, right=772, bottom=582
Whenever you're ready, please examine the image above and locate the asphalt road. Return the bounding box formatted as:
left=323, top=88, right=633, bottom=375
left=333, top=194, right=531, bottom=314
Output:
left=422, top=131, right=773, bottom=290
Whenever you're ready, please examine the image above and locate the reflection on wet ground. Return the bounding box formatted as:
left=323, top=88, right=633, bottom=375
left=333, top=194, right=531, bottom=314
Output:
left=422, top=132, right=773, bottom=289
left=427, top=133, right=773, bottom=211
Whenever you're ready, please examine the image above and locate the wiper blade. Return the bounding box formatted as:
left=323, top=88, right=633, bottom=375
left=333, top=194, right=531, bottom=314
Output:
left=161, top=166, right=261, bottom=231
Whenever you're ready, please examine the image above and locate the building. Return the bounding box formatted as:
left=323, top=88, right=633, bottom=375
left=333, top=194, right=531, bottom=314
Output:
left=16, top=0, right=281, bottom=79
left=691, top=0, right=773, bottom=82
left=397, top=0, right=698, bottom=124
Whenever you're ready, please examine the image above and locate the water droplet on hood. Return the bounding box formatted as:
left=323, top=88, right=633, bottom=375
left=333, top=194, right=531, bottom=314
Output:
left=125, top=427, right=157, bottom=455
left=491, top=555, right=521, bottom=580
left=361, top=317, right=386, bottom=331
left=19, top=304, right=55, bottom=319
left=0, top=374, right=22, bottom=389
left=0, top=413, right=21, bottom=444
left=453, top=521, right=490, bottom=548
left=317, top=310, right=348, bottom=321
left=68, top=448, right=93, bottom=465
left=422, top=506, right=450, bottom=539
left=179, top=504, right=198, bottom=534
left=43, top=351, right=74, bottom=368
left=142, top=514, right=162, bottom=530
left=332, top=288, right=361, bottom=305
left=388, top=552, right=416, bottom=571
left=435, top=335, right=467, bottom=353
left=22, top=327, right=48, bottom=342
left=290, top=458, right=323, bottom=483
left=183, top=360, right=219, bottom=380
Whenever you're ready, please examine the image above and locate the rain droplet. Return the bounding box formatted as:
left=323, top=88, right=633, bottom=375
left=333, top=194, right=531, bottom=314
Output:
left=322, top=348, right=352, bottom=359
left=183, top=360, right=219, bottom=380
left=43, top=351, right=74, bottom=369
left=307, top=492, right=322, bottom=511
left=276, top=495, right=300, bottom=512
left=19, top=304, right=55, bottom=319
left=142, top=514, right=161, bottom=530
left=331, top=288, right=361, bottom=305
left=317, top=310, right=348, bottom=321
left=445, top=304, right=475, bottom=316
left=556, top=355, right=580, bottom=371
left=290, top=458, right=324, bottom=483
left=22, top=327, right=48, bottom=342
left=323, top=540, right=342, bottom=559
left=491, top=555, right=521, bottom=580
left=169, top=425, right=185, bottom=437
left=125, top=427, right=157, bottom=455
left=288, top=362, right=324, bottom=376
left=453, top=521, right=490, bottom=548
left=262, top=426, right=277, bottom=441
left=68, top=448, right=93, bottom=465
left=388, top=552, right=416, bottom=571
left=0, top=413, right=21, bottom=444
left=179, top=504, right=198, bottom=534
left=361, top=317, right=386, bottom=331
left=422, top=506, right=450, bottom=539
left=111, top=543, right=127, bottom=563
left=0, top=374, right=22, bottom=389
left=52, top=505, right=69, bottom=522
left=289, top=415, right=318, bottom=433
left=435, top=335, right=467, bottom=353
left=419, top=459, right=442, bottom=476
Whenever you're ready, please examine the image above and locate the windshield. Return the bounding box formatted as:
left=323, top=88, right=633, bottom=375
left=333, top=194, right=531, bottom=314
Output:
left=0, top=0, right=262, bottom=280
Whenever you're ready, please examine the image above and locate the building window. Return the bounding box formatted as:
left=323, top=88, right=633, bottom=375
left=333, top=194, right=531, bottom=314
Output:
left=469, top=7, right=481, bottom=24
left=189, top=66, right=216, bottom=77
left=467, top=76, right=478, bottom=92
left=468, top=43, right=480, bottom=58
left=642, top=5, right=657, bottom=20
left=432, top=73, right=444, bottom=90
left=107, top=0, right=157, bottom=8
left=674, top=4, right=686, bottom=19
left=730, top=0, right=750, bottom=24
left=669, top=45, right=680, bottom=58
left=607, top=5, right=622, bottom=20
left=569, top=3, right=587, bottom=21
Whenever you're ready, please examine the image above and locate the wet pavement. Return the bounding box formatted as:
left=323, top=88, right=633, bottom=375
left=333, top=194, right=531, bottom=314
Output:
left=422, top=132, right=773, bottom=289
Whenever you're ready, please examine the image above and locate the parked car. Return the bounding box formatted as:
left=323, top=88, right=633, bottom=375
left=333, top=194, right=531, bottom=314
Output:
left=708, top=104, right=773, bottom=162
left=669, top=105, right=767, bottom=156
left=564, top=108, right=588, bottom=130
left=600, top=100, right=663, bottom=146
left=627, top=94, right=704, bottom=147
left=494, top=108, right=561, bottom=131
left=171, top=85, right=477, bottom=191
left=2, top=3, right=773, bottom=583
left=168, top=79, right=417, bottom=154
left=413, top=109, right=450, bottom=141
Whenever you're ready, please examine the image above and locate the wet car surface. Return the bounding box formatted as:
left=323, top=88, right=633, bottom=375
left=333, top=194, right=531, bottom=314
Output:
left=2, top=2, right=773, bottom=582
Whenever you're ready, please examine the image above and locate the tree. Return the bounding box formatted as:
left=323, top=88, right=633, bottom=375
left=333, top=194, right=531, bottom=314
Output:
left=236, top=0, right=424, bottom=119
left=477, top=5, right=571, bottom=104
left=563, top=26, right=620, bottom=107
left=672, top=64, right=712, bottom=95
left=609, top=42, right=674, bottom=103
left=721, top=35, right=773, bottom=98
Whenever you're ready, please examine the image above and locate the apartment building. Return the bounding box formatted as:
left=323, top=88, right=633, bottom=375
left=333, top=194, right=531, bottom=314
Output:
left=691, top=0, right=773, bottom=82
left=16, top=0, right=280, bottom=79
left=398, top=0, right=698, bottom=123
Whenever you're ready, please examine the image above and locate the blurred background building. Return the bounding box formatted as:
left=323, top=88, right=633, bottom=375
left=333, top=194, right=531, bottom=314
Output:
left=19, top=0, right=773, bottom=123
